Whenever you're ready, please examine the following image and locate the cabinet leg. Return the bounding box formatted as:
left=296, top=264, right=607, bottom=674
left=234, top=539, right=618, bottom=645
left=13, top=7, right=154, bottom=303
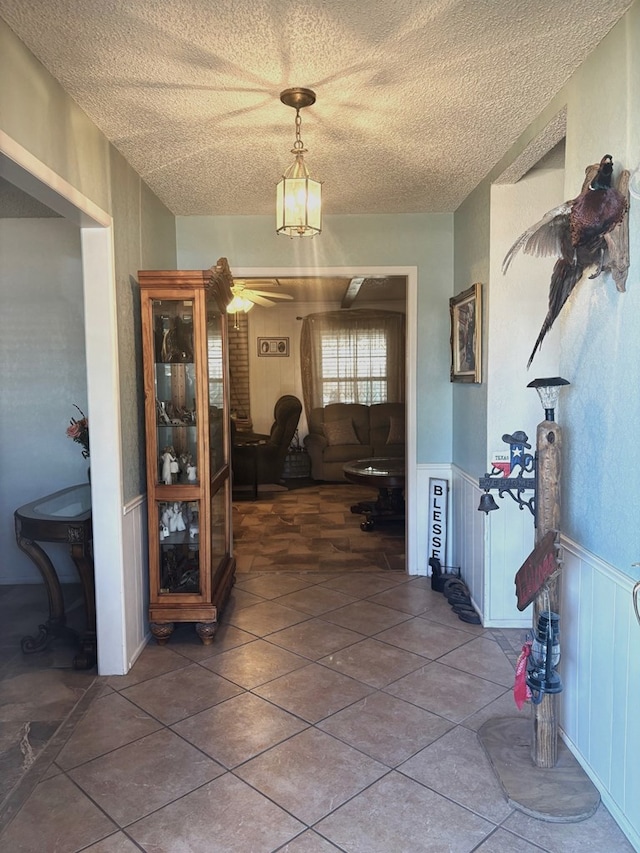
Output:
left=195, top=621, right=217, bottom=645
left=150, top=622, right=175, bottom=645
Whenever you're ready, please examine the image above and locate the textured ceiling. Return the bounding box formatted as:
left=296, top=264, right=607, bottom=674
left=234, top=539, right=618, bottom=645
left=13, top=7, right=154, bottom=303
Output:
left=0, top=0, right=633, bottom=216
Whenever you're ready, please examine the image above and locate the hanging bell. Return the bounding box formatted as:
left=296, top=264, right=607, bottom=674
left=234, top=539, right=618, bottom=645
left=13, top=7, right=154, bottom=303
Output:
left=478, top=492, right=500, bottom=513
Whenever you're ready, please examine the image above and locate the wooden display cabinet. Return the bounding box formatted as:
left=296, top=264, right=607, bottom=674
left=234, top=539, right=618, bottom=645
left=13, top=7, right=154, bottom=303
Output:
left=138, top=261, right=235, bottom=645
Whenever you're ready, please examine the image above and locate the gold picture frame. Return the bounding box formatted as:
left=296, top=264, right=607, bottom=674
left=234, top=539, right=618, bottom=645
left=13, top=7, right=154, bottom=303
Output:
left=450, top=283, right=482, bottom=383
left=257, top=336, right=290, bottom=357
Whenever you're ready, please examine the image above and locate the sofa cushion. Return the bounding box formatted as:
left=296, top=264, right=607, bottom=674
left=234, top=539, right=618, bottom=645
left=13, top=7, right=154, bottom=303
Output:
left=310, top=403, right=371, bottom=445
left=370, top=403, right=405, bottom=454
left=323, top=418, right=360, bottom=446
left=386, top=414, right=405, bottom=445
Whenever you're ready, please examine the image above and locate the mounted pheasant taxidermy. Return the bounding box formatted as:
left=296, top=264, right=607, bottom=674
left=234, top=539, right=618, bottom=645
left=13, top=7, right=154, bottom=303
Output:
left=503, top=154, right=630, bottom=368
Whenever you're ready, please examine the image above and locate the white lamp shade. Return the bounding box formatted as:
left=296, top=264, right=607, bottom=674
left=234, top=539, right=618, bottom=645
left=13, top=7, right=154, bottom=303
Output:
left=226, top=294, right=254, bottom=314
left=276, top=153, right=322, bottom=237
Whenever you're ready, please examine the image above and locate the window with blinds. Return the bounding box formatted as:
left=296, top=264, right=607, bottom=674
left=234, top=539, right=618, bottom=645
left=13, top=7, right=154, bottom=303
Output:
left=300, top=309, right=405, bottom=411
left=320, top=325, right=388, bottom=405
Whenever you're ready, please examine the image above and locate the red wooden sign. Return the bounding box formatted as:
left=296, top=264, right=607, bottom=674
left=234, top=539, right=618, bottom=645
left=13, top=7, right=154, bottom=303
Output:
left=514, top=530, right=559, bottom=611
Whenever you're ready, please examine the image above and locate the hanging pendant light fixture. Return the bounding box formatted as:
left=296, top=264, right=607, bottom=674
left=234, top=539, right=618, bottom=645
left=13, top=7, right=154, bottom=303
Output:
left=276, top=87, right=322, bottom=237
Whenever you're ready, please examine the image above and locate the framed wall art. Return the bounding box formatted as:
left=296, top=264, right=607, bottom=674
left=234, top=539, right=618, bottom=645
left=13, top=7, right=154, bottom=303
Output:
left=257, top=336, right=290, bottom=357
left=450, top=283, right=481, bottom=383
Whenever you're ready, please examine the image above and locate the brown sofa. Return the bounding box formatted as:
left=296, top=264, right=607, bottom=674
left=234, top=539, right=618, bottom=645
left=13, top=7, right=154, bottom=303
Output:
left=304, top=402, right=405, bottom=481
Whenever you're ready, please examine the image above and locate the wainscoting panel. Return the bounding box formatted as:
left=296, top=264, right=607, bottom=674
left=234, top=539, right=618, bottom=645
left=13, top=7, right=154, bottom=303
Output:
left=485, top=496, right=534, bottom=628
left=451, top=466, right=533, bottom=628
left=560, top=538, right=640, bottom=851
left=451, top=467, right=486, bottom=613
left=122, top=494, right=149, bottom=672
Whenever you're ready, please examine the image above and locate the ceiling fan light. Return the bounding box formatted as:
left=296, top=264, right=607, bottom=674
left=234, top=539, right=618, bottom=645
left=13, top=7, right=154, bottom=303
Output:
left=227, top=294, right=254, bottom=314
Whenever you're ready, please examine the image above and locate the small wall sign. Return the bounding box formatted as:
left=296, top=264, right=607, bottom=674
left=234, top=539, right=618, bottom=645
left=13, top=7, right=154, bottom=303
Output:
left=514, top=530, right=559, bottom=611
left=257, top=337, right=290, bottom=357
left=428, top=478, right=448, bottom=567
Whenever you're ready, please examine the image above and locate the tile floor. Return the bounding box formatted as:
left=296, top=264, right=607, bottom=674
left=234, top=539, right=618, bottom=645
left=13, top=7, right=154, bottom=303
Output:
left=232, top=481, right=406, bottom=573
left=0, top=484, right=634, bottom=852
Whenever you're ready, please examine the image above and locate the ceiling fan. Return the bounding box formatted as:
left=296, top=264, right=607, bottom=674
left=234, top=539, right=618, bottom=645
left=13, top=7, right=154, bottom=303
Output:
left=228, top=279, right=294, bottom=310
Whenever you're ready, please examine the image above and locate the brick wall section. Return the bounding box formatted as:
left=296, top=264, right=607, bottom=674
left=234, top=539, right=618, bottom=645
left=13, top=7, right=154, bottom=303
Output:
left=227, top=313, right=251, bottom=424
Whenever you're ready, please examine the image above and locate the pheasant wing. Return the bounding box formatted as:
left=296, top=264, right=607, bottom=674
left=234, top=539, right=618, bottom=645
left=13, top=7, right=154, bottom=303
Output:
left=502, top=202, right=572, bottom=274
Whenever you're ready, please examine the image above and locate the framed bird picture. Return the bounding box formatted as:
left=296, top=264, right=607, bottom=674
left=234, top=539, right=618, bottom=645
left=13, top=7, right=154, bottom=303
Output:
left=450, top=283, right=482, bottom=383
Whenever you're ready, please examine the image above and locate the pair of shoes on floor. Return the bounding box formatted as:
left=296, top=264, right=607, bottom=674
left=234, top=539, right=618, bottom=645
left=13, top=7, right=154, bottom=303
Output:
left=443, top=578, right=471, bottom=603
left=442, top=578, right=481, bottom=625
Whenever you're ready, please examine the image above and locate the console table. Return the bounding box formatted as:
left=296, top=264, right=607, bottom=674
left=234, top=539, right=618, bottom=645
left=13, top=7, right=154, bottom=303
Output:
left=14, top=483, right=95, bottom=669
left=343, top=457, right=406, bottom=530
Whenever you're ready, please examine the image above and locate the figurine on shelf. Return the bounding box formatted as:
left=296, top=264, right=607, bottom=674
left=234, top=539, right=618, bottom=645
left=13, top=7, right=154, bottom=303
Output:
left=159, top=522, right=169, bottom=541
left=168, top=501, right=186, bottom=533
left=157, top=401, right=171, bottom=425
left=161, top=446, right=177, bottom=485
left=187, top=462, right=197, bottom=481
left=170, top=455, right=180, bottom=478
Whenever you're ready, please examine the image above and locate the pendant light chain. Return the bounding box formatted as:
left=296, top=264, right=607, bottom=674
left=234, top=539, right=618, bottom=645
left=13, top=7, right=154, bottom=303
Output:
left=293, top=110, right=306, bottom=153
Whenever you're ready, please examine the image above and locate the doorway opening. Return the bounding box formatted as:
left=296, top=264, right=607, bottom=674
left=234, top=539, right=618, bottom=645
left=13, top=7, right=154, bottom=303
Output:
left=1, top=134, right=127, bottom=675
left=228, top=265, right=417, bottom=576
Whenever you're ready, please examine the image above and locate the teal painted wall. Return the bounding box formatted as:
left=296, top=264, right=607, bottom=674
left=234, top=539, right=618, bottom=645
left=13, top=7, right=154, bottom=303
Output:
left=0, top=19, right=177, bottom=501
left=556, top=4, right=640, bottom=576
left=177, top=213, right=454, bottom=463
left=452, top=183, right=490, bottom=475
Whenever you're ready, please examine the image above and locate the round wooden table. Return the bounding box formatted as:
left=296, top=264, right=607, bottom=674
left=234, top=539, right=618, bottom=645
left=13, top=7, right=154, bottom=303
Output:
left=343, top=457, right=405, bottom=530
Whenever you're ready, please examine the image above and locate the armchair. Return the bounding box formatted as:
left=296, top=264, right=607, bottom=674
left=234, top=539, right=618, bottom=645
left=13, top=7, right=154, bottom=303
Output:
left=232, top=395, right=302, bottom=490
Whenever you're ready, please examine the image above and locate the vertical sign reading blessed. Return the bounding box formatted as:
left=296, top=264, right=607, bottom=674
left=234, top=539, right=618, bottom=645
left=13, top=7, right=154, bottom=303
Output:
left=428, top=478, right=448, bottom=566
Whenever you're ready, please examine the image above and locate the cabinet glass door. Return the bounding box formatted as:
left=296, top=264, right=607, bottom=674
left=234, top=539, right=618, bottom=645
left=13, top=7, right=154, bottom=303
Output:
left=158, top=499, right=201, bottom=594
left=207, top=308, right=225, bottom=477
left=153, top=300, right=199, bottom=486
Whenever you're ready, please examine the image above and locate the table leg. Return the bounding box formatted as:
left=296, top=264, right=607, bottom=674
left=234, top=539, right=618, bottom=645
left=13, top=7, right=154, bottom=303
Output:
left=232, top=443, right=259, bottom=500
left=250, top=444, right=260, bottom=500
left=360, top=487, right=405, bottom=531
left=15, top=530, right=73, bottom=653
left=70, top=542, right=96, bottom=670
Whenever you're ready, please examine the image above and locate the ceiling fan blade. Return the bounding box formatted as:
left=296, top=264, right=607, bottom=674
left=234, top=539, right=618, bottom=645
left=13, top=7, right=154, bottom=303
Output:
left=247, top=289, right=293, bottom=300
left=234, top=278, right=280, bottom=288
left=244, top=292, right=277, bottom=307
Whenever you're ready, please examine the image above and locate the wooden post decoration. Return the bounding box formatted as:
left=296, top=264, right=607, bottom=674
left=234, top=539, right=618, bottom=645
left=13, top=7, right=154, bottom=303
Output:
left=532, top=419, right=562, bottom=768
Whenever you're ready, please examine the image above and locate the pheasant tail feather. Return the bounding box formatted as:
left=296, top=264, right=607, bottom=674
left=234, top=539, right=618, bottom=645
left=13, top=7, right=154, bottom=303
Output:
left=528, top=257, right=584, bottom=368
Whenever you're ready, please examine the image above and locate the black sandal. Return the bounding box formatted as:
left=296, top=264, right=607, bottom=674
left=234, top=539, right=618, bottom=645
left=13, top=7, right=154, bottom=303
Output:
left=457, top=609, right=481, bottom=625
left=443, top=579, right=470, bottom=597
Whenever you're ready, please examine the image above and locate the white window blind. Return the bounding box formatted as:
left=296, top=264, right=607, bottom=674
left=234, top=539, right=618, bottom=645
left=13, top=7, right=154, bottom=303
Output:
left=300, top=309, right=405, bottom=412
left=319, top=325, right=388, bottom=405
